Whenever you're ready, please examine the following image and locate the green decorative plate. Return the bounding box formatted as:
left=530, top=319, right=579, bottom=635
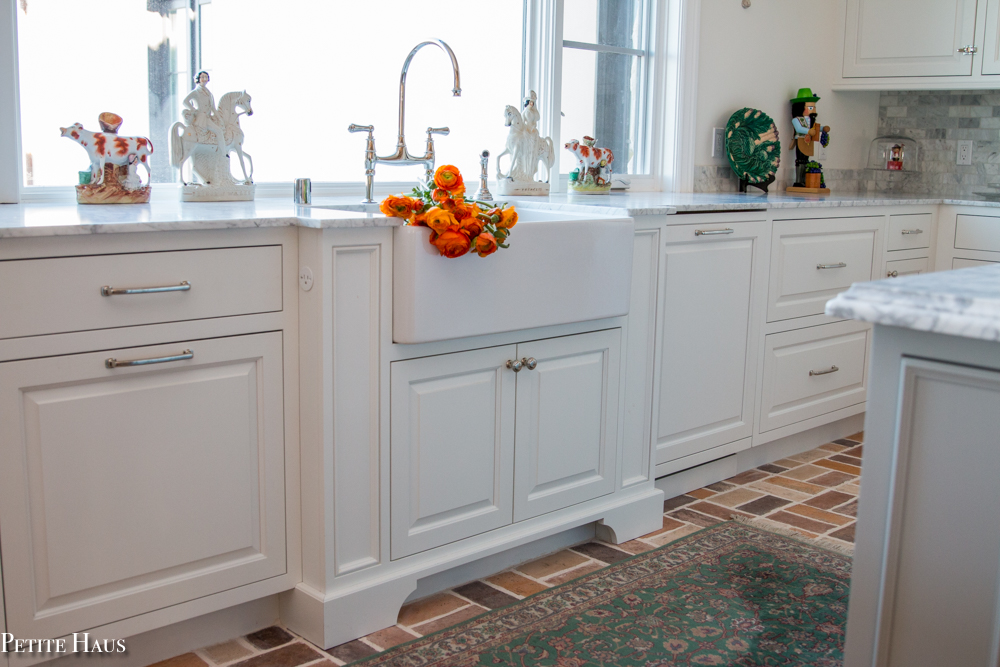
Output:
left=725, top=108, right=780, bottom=184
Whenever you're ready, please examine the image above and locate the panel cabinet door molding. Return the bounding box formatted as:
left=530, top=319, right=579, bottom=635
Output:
left=843, top=0, right=979, bottom=77
left=0, top=333, right=287, bottom=639
left=513, top=329, right=620, bottom=522
left=654, top=221, right=764, bottom=466
left=390, top=345, right=516, bottom=559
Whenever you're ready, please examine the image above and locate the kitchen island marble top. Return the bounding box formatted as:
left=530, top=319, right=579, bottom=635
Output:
left=826, top=264, right=1000, bottom=342
left=2, top=191, right=1000, bottom=238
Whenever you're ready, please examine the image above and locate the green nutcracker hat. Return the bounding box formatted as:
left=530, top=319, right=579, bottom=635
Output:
left=791, top=88, right=820, bottom=104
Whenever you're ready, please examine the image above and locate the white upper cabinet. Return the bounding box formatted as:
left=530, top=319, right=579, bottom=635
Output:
left=982, top=0, right=1000, bottom=72
left=843, top=0, right=979, bottom=77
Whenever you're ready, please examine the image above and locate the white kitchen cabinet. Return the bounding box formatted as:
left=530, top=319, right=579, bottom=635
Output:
left=769, top=216, right=882, bottom=323
left=954, top=256, right=1000, bottom=268
left=0, top=332, right=287, bottom=640
left=885, top=256, right=929, bottom=278
left=758, top=321, right=870, bottom=434
left=390, top=345, right=516, bottom=559
left=845, top=337, right=1000, bottom=666
left=389, top=330, right=621, bottom=554
left=513, top=330, right=620, bottom=522
left=843, top=0, right=979, bottom=77
left=982, top=0, right=1000, bottom=73
left=653, top=220, right=765, bottom=467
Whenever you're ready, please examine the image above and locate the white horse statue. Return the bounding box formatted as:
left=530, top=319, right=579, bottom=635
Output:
left=170, top=90, right=255, bottom=201
left=495, top=93, right=555, bottom=196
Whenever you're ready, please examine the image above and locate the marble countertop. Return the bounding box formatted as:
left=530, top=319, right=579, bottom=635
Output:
left=508, top=191, right=1000, bottom=215
left=3, top=191, right=1000, bottom=238
left=0, top=199, right=401, bottom=238
left=826, top=264, right=1000, bottom=342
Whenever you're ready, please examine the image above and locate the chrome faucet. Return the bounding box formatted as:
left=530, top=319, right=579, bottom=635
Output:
left=349, top=39, right=462, bottom=203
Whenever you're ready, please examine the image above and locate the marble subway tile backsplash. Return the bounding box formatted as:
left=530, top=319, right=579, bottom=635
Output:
left=696, top=90, right=1000, bottom=197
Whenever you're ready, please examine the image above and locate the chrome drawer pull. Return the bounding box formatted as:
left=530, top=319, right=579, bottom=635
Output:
left=694, top=228, right=734, bottom=236
left=817, top=262, right=847, bottom=270
left=809, top=365, right=839, bottom=377
left=101, top=281, right=191, bottom=296
left=506, top=359, right=523, bottom=373
left=901, top=229, right=923, bottom=235
left=888, top=270, right=899, bottom=278
left=522, top=357, right=538, bottom=370
left=106, top=349, right=193, bottom=369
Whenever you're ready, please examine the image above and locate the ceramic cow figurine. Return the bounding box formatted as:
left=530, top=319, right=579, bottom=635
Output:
left=565, top=136, right=614, bottom=194
left=60, top=121, right=153, bottom=185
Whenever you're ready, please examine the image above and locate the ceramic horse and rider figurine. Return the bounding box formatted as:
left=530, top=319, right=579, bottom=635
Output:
left=170, top=71, right=256, bottom=201
left=495, top=90, right=555, bottom=196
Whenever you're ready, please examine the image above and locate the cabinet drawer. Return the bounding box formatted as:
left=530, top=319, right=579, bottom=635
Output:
left=0, top=333, right=287, bottom=638
left=768, top=217, right=881, bottom=322
left=887, top=213, right=932, bottom=251
left=759, top=321, right=870, bottom=433
left=955, top=215, right=1000, bottom=253
left=886, top=256, right=929, bottom=279
left=954, top=257, right=1000, bottom=269
left=0, top=245, right=282, bottom=339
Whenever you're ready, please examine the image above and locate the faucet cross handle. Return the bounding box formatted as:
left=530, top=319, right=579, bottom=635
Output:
left=348, top=123, right=374, bottom=138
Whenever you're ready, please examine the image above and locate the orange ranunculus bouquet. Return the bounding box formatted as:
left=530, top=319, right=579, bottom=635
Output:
left=380, top=165, right=517, bottom=259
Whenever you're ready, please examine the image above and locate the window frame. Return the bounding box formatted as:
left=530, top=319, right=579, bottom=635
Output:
left=0, top=0, right=693, bottom=203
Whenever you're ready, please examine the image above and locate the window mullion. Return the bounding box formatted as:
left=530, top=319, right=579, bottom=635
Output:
left=1, top=0, right=22, bottom=203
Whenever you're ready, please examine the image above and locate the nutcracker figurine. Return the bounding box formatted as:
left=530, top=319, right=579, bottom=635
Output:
left=788, top=88, right=831, bottom=192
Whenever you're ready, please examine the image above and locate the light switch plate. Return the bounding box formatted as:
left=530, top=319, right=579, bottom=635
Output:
left=712, top=128, right=725, bottom=158
left=958, top=140, right=973, bottom=165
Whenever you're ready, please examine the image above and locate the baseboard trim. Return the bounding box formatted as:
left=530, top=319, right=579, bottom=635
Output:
left=654, top=415, right=864, bottom=498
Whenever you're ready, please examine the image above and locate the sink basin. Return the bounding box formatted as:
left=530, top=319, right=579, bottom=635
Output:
left=392, top=208, right=634, bottom=344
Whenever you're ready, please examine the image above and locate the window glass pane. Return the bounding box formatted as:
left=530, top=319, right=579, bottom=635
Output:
left=16, top=0, right=523, bottom=187
left=17, top=0, right=191, bottom=186
left=560, top=49, right=640, bottom=174
left=563, top=0, right=641, bottom=50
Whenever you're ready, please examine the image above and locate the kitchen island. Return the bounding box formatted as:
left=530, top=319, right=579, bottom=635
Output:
left=828, top=265, right=1000, bottom=667
left=1, top=190, right=999, bottom=665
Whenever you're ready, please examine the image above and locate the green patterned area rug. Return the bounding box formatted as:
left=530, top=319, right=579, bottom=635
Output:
left=360, top=522, right=851, bottom=667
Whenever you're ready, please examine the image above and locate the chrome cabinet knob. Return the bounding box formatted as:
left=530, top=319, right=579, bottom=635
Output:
left=507, top=359, right=523, bottom=373
left=887, top=270, right=899, bottom=278
left=523, top=357, right=537, bottom=370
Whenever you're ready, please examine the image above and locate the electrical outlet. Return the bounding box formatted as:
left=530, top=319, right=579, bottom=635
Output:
left=712, top=128, right=725, bottom=158
left=958, top=140, right=974, bottom=166
left=299, top=266, right=314, bottom=292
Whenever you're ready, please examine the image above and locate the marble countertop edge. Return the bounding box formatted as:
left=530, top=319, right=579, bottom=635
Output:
left=826, top=265, right=1000, bottom=343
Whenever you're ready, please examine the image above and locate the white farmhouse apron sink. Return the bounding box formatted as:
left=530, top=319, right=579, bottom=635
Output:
left=391, top=209, right=634, bottom=343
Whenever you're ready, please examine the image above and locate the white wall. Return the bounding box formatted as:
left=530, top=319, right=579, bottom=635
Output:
left=694, top=0, right=879, bottom=178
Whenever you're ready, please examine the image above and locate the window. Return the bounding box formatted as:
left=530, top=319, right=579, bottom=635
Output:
left=8, top=0, right=669, bottom=197
left=560, top=0, right=649, bottom=175
left=14, top=0, right=523, bottom=188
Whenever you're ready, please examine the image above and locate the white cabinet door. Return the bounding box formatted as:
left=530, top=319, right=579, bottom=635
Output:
left=982, top=0, right=1000, bottom=73
left=885, top=256, right=929, bottom=278
left=390, top=346, right=516, bottom=559
left=847, top=358, right=1000, bottom=666
left=0, top=333, right=286, bottom=639
left=844, top=0, right=979, bottom=77
left=654, top=221, right=764, bottom=466
left=513, top=330, right=620, bottom=522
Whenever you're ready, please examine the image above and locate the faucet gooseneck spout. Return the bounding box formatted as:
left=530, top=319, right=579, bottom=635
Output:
left=391, top=39, right=462, bottom=153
